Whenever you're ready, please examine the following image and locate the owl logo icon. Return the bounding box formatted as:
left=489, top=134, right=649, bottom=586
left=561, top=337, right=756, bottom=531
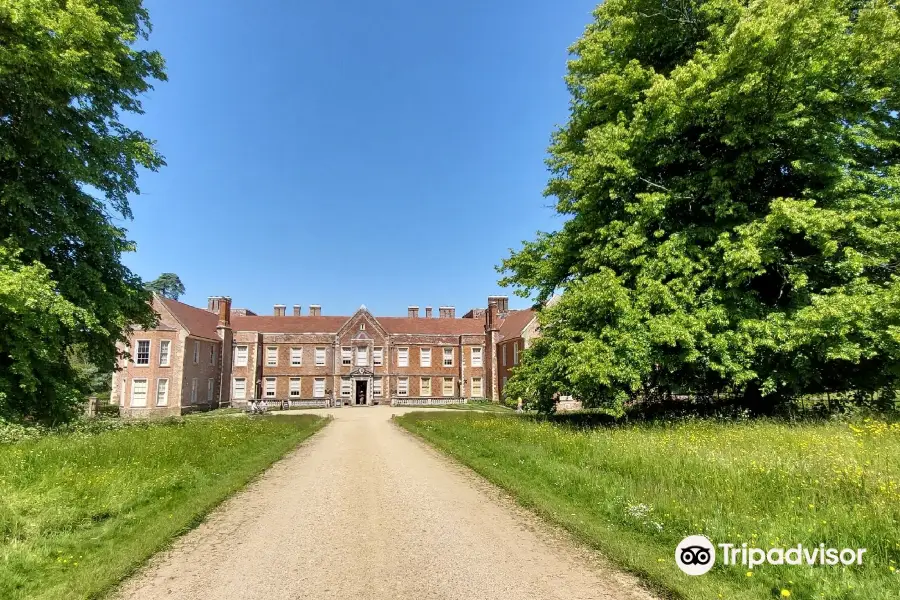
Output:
left=676, top=535, right=716, bottom=575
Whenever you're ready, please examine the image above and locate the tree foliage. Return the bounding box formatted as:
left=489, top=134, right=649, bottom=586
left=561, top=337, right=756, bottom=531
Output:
left=146, top=272, right=185, bottom=300
left=500, top=0, right=900, bottom=413
left=0, top=1, right=165, bottom=422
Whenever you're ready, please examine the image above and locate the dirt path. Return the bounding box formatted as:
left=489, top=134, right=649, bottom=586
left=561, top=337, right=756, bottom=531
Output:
left=113, top=407, right=656, bottom=600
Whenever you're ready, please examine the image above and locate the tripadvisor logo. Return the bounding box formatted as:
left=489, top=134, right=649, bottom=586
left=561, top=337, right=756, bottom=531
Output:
left=675, top=535, right=867, bottom=576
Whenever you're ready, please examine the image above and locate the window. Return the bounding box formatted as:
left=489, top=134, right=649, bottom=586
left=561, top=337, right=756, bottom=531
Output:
left=397, top=377, right=408, bottom=396
left=341, top=347, right=352, bottom=365
left=313, top=377, right=326, bottom=398
left=443, top=377, right=454, bottom=397
left=470, top=346, right=482, bottom=367
left=471, top=377, right=483, bottom=397
left=373, top=347, right=383, bottom=366
left=290, top=378, right=301, bottom=397
left=207, top=378, right=214, bottom=402
left=265, top=377, right=276, bottom=398
left=193, top=341, right=200, bottom=364
left=420, top=377, right=431, bottom=397
left=233, top=377, right=247, bottom=400
left=210, top=345, right=217, bottom=366
left=266, top=346, right=278, bottom=367
left=443, top=347, right=453, bottom=367
left=191, top=378, right=198, bottom=403
left=159, top=340, right=171, bottom=366
left=135, top=340, right=150, bottom=365
left=290, top=347, right=302, bottom=366
left=397, top=347, right=408, bottom=367
left=420, top=347, right=431, bottom=367
left=156, top=378, right=169, bottom=406
left=356, top=346, right=368, bottom=366
left=341, top=377, right=351, bottom=397
left=235, top=345, right=248, bottom=367
left=373, top=377, right=383, bottom=397
left=502, top=344, right=507, bottom=367
left=513, top=342, right=519, bottom=365
left=315, top=347, right=326, bottom=366
left=131, top=379, right=148, bottom=407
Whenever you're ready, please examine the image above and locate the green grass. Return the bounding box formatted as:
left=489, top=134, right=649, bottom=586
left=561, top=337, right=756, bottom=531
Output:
left=0, top=414, right=326, bottom=600
left=396, top=412, right=900, bottom=600
left=404, top=401, right=513, bottom=413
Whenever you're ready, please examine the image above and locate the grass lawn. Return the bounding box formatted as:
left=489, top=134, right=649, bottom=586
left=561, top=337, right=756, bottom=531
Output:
left=396, top=412, right=900, bottom=600
left=0, top=414, right=326, bottom=600
left=404, top=401, right=513, bottom=413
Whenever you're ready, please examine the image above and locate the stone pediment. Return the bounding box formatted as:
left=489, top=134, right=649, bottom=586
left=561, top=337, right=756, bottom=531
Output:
left=349, top=367, right=374, bottom=377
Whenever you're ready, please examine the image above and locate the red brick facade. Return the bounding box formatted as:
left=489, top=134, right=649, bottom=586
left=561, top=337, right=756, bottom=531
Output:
left=113, top=295, right=539, bottom=415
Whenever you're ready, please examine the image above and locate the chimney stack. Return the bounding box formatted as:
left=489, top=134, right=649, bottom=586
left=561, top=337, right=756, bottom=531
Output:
left=208, top=296, right=225, bottom=313
left=488, top=295, right=509, bottom=317
left=425, top=306, right=432, bottom=318
left=486, top=298, right=499, bottom=331
left=408, top=306, right=419, bottom=318
left=293, top=304, right=301, bottom=316
left=309, top=304, right=321, bottom=316
left=439, top=306, right=456, bottom=319
left=217, top=297, right=232, bottom=327
left=274, top=304, right=286, bottom=316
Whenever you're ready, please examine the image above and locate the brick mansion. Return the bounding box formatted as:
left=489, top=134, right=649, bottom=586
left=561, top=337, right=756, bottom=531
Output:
left=111, top=295, right=540, bottom=415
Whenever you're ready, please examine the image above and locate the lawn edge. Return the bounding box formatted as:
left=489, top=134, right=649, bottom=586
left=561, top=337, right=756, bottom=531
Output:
left=391, top=414, right=677, bottom=600
left=97, top=415, right=330, bottom=599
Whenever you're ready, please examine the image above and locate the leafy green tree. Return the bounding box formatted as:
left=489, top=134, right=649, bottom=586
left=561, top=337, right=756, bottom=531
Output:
left=500, top=0, right=900, bottom=413
left=0, top=1, right=165, bottom=422
left=146, top=273, right=185, bottom=300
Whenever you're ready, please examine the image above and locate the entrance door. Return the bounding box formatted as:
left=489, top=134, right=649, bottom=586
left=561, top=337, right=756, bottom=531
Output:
left=354, top=380, right=368, bottom=405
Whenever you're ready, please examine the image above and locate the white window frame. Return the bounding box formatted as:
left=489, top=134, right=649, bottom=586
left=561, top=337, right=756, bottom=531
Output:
left=208, top=345, right=215, bottom=366
left=443, top=347, right=453, bottom=367
left=290, top=347, right=302, bottom=366
left=313, top=377, right=325, bottom=398
left=266, top=346, right=278, bottom=367
left=356, top=346, right=368, bottom=367
left=373, top=377, right=383, bottom=397
left=131, top=378, right=148, bottom=407
left=502, top=344, right=507, bottom=367
left=471, top=377, right=483, bottom=397
left=264, top=377, right=277, bottom=398
left=134, top=339, right=151, bottom=366
left=191, top=378, right=198, bottom=403
left=514, top=342, right=519, bottom=365
left=289, top=377, right=301, bottom=397
left=420, top=347, right=431, bottom=368
left=397, top=376, right=408, bottom=396
left=443, top=377, right=454, bottom=397
left=315, top=347, right=326, bottom=366
left=397, top=347, right=409, bottom=367
left=233, top=377, right=247, bottom=400
left=193, top=341, right=200, bottom=365
left=234, top=345, right=248, bottom=367
left=470, top=346, right=482, bottom=367
left=341, top=347, right=352, bottom=366
left=159, top=340, right=171, bottom=367
left=420, top=377, right=431, bottom=397
left=373, top=347, right=383, bottom=366
left=156, top=378, right=169, bottom=406
left=341, top=377, right=351, bottom=397
left=207, top=378, right=214, bottom=402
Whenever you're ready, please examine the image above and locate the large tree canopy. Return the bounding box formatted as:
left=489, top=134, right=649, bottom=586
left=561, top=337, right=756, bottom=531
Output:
left=501, top=0, right=900, bottom=412
left=146, top=273, right=185, bottom=300
left=0, top=1, right=165, bottom=422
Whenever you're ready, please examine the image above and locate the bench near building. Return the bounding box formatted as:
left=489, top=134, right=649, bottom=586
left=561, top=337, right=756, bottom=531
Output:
left=111, top=294, right=538, bottom=416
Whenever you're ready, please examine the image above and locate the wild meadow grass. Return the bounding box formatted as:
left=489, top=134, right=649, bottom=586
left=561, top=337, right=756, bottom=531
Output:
left=397, top=412, right=900, bottom=600
left=0, top=414, right=326, bottom=600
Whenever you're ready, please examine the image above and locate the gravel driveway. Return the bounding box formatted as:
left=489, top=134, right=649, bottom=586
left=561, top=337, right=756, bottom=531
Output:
left=113, top=407, right=656, bottom=600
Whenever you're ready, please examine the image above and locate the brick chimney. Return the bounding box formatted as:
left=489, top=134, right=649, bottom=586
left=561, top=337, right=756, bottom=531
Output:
left=488, top=295, right=509, bottom=317
left=425, top=306, right=432, bottom=318
left=208, top=296, right=225, bottom=313
left=438, top=306, right=455, bottom=318
left=274, top=304, right=286, bottom=316
left=309, top=304, right=321, bottom=316
left=217, top=297, right=232, bottom=327
left=485, top=299, right=499, bottom=332
left=408, top=306, right=419, bottom=318
left=293, top=304, right=301, bottom=316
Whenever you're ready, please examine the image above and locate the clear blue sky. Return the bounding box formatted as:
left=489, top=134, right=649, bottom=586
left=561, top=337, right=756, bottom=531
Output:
left=123, top=0, right=597, bottom=317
